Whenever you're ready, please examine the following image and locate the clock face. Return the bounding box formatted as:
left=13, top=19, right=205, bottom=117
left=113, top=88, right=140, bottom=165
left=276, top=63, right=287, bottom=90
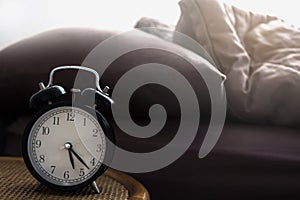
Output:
left=24, top=105, right=109, bottom=189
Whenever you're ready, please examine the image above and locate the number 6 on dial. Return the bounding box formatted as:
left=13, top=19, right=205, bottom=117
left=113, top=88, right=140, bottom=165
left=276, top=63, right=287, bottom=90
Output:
left=22, top=66, right=115, bottom=193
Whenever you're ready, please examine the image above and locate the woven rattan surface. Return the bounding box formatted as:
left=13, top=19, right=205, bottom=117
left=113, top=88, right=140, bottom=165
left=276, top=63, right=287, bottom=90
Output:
left=0, top=157, right=131, bottom=200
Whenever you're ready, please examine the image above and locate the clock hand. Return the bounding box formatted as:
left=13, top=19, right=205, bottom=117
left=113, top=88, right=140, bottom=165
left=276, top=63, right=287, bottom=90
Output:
left=68, top=149, right=75, bottom=169
left=64, top=143, right=75, bottom=169
left=70, top=147, right=90, bottom=170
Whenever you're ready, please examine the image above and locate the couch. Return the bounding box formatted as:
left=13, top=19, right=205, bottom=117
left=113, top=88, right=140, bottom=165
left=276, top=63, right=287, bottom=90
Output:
left=1, top=27, right=300, bottom=200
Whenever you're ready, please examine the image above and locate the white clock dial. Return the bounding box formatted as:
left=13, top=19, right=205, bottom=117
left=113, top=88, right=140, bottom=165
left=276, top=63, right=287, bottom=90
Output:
left=27, top=106, right=106, bottom=187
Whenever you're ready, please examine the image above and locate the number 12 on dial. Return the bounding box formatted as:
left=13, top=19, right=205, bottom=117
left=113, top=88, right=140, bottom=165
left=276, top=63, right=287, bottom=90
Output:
left=23, top=103, right=114, bottom=191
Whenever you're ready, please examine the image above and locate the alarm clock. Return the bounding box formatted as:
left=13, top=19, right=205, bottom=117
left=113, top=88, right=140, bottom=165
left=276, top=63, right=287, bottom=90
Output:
left=22, top=66, right=115, bottom=193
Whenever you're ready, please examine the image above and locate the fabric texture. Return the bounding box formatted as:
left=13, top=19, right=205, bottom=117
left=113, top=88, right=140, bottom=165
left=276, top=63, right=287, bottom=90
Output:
left=134, top=17, right=175, bottom=42
left=0, top=158, right=129, bottom=199
left=135, top=17, right=216, bottom=66
left=174, top=9, right=217, bottom=66
left=177, top=0, right=300, bottom=126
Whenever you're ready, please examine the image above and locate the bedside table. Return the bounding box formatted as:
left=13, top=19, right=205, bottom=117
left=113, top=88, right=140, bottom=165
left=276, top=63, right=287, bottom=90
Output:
left=0, top=157, right=150, bottom=200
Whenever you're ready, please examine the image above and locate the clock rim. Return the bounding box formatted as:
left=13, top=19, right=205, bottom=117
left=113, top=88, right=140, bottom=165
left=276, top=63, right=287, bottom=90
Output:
left=22, top=101, right=115, bottom=191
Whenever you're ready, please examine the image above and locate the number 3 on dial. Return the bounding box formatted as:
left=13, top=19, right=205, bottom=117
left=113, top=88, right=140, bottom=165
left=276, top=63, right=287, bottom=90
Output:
left=23, top=103, right=114, bottom=191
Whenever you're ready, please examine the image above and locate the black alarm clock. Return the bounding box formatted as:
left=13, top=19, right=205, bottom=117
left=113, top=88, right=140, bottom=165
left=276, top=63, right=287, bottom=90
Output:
left=22, top=66, right=115, bottom=193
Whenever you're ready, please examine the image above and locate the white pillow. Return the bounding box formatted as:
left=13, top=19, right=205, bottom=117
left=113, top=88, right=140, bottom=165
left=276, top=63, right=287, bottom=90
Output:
left=176, top=0, right=279, bottom=72
left=176, top=0, right=300, bottom=126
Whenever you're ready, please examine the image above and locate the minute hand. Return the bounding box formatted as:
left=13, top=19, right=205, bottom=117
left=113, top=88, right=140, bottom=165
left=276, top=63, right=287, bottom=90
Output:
left=70, top=148, right=90, bottom=170
left=68, top=149, right=75, bottom=169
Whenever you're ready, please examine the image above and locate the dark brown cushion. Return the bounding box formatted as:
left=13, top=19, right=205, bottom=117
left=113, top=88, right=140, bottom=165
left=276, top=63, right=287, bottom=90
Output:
left=0, top=27, right=224, bottom=118
left=0, top=28, right=117, bottom=117
left=0, top=27, right=225, bottom=156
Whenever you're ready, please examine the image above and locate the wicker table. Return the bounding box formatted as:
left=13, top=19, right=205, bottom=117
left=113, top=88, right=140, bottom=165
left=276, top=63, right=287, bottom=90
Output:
left=0, top=157, right=149, bottom=200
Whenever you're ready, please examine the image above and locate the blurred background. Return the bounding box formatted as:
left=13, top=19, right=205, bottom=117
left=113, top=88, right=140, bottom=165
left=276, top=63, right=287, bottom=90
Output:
left=0, top=0, right=298, bottom=49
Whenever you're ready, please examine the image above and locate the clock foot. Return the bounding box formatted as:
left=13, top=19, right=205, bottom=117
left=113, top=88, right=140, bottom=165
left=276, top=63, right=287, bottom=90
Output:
left=91, top=181, right=101, bottom=194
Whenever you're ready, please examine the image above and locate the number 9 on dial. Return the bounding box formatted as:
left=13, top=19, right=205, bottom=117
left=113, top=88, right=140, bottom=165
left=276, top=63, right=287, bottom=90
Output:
left=22, top=66, right=115, bottom=193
